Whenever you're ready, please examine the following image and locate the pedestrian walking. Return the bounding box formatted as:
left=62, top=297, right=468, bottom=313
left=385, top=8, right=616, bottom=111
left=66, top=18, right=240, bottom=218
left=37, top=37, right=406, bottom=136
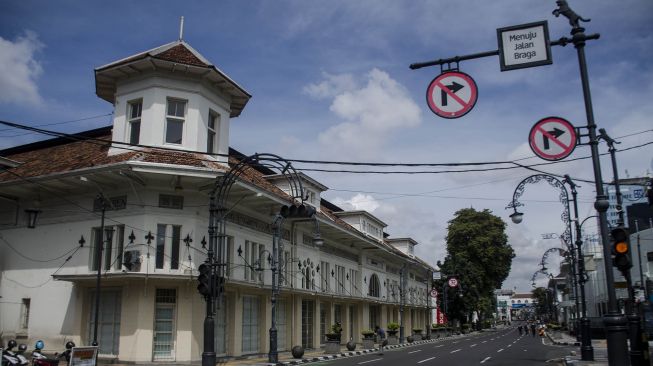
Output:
left=518, top=325, right=523, bottom=335
left=530, top=323, right=536, bottom=337
left=375, top=325, right=387, bottom=355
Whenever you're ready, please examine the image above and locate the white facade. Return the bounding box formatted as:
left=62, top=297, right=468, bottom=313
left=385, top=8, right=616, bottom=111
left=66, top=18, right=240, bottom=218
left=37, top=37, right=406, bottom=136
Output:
left=0, top=39, right=434, bottom=362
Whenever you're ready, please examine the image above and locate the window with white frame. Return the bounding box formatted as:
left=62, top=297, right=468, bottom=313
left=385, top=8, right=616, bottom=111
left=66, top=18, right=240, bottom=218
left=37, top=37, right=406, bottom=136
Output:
left=282, top=250, right=291, bottom=287
left=207, top=111, right=219, bottom=153
left=155, top=224, right=182, bottom=270
left=221, top=236, right=234, bottom=278
left=128, top=100, right=142, bottom=145
left=90, top=225, right=125, bottom=271
left=244, top=241, right=264, bottom=282
left=368, top=273, right=380, bottom=298
left=335, top=265, right=345, bottom=294
left=348, top=269, right=360, bottom=296
left=242, top=295, right=260, bottom=353
left=165, top=99, right=186, bottom=144
left=20, top=298, right=30, bottom=330
left=320, top=260, right=330, bottom=292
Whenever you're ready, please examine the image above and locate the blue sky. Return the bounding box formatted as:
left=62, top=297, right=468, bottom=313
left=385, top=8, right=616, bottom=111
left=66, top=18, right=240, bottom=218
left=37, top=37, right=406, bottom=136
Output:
left=1, top=0, right=652, bottom=292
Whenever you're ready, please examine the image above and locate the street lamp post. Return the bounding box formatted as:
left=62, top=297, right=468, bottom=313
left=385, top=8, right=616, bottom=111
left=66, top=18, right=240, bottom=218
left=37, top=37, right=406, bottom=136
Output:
left=399, top=264, right=407, bottom=343
left=554, top=2, right=630, bottom=363
left=92, top=194, right=110, bottom=348
left=598, top=129, right=646, bottom=364
left=563, top=175, right=594, bottom=360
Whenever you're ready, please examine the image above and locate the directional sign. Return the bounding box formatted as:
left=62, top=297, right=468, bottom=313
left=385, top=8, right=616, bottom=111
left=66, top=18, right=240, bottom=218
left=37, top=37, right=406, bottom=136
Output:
left=497, top=21, right=552, bottom=72
left=447, top=277, right=459, bottom=288
left=426, top=71, right=478, bottom=119
left=529, top=117, right=577, bottom=161
left=430, top=289, right=439, bottom=298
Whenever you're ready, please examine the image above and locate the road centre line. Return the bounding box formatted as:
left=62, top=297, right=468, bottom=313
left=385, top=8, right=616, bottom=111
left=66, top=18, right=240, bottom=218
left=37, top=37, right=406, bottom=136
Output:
left=497, top=348, right=504, bottom=353
left=434, top=345, right=444, bottom=348
left=358, top=359, right=382, bottom=365
left=507, top=344, right=512, bottom=347
left=451, top=349, right=462, bottom=354
left=408, top=350, right=422, bottom=354
left=470, top=344, right=477, bottom=347
left=482, top=341, right=487, bottom=343
left=480, top=357, right=491, bottom=364
left=418, top=357, right=436, bottom=364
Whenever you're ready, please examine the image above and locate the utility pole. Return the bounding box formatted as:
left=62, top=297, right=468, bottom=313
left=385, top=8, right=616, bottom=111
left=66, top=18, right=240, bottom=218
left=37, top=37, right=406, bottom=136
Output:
left=399, top=264, right=406, bottom=343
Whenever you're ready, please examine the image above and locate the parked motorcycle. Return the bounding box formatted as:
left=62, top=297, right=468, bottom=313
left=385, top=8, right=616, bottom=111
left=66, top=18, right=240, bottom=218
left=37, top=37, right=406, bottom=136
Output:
left=31, top=341, right=59, bottom=366
left=2, top=340, right=29, bottom=366
left=54, top=342, right=74, bottom=365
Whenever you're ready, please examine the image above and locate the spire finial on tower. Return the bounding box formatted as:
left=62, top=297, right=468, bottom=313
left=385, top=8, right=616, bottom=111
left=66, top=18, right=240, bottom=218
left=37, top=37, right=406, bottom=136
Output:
left=179, top=16, right=185, bottom=41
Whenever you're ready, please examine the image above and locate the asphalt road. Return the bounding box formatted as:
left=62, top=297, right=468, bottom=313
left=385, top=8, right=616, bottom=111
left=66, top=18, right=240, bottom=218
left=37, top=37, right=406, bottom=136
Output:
left=319, top=326, right=573, bottom=366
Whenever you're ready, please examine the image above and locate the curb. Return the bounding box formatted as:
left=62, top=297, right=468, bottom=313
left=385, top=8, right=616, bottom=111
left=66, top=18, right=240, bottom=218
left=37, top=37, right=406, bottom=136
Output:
left=272, top=337, right=448, bottom=365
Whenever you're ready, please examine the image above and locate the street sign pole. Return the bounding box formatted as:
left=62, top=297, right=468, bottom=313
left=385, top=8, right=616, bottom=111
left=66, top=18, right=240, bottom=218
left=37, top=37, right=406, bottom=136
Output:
left=409, top=1, right=628, bottom=363
left=556, top=2, right=629, bottom=363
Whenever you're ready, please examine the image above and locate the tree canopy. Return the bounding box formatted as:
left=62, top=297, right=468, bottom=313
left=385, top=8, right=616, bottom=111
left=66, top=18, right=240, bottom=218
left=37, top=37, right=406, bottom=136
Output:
left=437, top=208, right=515, bottom=323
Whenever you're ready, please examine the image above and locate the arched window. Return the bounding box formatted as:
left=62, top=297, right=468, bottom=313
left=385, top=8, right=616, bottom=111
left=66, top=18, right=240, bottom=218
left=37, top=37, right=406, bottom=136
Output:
left=369, top=274, right=380, bottom=297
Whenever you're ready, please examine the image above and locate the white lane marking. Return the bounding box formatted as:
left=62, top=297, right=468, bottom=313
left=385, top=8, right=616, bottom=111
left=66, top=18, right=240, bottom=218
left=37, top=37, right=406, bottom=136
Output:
left=453, top=341, right=459, bottom=344
left=480, top=357, right=491, bottom=364
left=497, top=348, right=504, bottom=353
left=507, top=344, right=512, bottom=348
left=358, top=359, right=382, bottom=365
left=470, top=344, right=478, bottom=348
left=434, top=345, right=444, bottom=348
left=418, top=357, right=436, bottom=364
left=482, top=341, right=487, bottom=343
left=408, top=350, right=422, bottom=354
left=451, top=349, right=462, bottom=354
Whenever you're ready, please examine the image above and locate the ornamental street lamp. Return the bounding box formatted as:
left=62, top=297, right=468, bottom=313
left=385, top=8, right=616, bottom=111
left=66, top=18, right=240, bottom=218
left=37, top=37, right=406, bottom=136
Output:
left=507, top=174, right=582, bottom=343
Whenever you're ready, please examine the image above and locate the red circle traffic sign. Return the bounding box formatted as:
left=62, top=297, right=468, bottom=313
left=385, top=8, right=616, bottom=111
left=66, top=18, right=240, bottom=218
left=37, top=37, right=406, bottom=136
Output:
left=426, top=71, right=478, bottom=119
left=529, top=116, right=577, bottom=161
left=448, top=278, right=459, bottom=288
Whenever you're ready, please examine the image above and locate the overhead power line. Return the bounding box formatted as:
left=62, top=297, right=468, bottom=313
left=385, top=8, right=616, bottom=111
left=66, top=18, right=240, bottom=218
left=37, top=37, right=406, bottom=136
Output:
left=0, top=119, right=651, bottom=182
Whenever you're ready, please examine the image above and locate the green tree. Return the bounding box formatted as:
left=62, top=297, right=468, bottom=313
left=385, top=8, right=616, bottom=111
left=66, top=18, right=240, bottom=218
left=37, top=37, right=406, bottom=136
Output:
left=437, top=208, right=515, bottom=325
left=531, top=287, right=550, bottom=319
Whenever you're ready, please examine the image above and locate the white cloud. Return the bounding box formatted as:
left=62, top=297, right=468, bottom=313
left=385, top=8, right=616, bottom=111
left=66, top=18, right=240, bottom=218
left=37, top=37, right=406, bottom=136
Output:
left=303, top=72, right=357, bottom=100
left=332, top=193, right=381, bottom=212
left=315, top=68, right=422, bottom=159
left=0, top=31, right=44, bottom=105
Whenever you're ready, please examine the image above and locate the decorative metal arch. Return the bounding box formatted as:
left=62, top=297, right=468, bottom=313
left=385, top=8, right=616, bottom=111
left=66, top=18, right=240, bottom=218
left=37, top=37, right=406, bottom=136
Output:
left=537, top=247, right=569, bottom=276
left=208, top=153, right=307, bottom=308
left=506, top=174, right=572, bottom=249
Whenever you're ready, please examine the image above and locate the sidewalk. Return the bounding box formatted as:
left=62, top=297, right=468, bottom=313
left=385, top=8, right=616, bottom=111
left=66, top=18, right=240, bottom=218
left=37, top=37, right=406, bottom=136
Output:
left=547, top=330, right=609, bottom=365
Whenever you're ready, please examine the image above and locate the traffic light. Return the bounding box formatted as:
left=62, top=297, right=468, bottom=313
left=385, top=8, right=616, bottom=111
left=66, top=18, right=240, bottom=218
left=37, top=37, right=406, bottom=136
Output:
left=280, top=203, right=316, bottom=218
left=197, top=262, right=211, bottom=297
left=611, top=227, right=632, bottom=274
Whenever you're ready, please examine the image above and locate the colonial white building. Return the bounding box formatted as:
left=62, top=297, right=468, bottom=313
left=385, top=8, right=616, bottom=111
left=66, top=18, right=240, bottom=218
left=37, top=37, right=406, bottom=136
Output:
left=0, top=39, right=434, bottom=362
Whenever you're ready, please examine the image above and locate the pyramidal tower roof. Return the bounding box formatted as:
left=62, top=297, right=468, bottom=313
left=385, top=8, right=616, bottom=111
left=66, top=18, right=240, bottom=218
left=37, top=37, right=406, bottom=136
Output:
left=95, top=40, right=251, bottom=117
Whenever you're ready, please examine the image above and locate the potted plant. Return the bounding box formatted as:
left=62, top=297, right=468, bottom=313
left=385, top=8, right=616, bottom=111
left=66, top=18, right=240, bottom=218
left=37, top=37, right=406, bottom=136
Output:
left=361, top=329, right=375, bottom=349
left=324, top=323, right=342, bottom=354
left=325, top=323, right=342, bottom=342
left=412, top=328, right=423, bottom=341
left=386, top=322, right=399, bottom=345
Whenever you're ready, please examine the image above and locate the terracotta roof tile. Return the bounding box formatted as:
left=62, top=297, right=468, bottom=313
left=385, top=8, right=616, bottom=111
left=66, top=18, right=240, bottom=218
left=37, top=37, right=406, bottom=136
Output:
left=154, top=44, right=208, bottom=67
left=0, top=136, right=137, bottom=183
